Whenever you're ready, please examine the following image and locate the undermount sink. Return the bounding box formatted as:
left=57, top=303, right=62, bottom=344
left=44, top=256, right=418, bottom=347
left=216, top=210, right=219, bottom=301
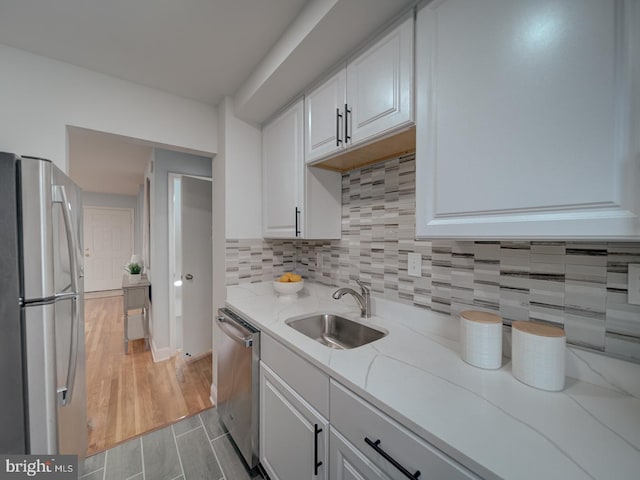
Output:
left=286, top=314, right=386, bottom=350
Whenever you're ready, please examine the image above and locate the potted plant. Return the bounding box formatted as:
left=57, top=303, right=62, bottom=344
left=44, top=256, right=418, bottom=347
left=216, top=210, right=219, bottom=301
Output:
left=125, top=262, right=142, bottom=284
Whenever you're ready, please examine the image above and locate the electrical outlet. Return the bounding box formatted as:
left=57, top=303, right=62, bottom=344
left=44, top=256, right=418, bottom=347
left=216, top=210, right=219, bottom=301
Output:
left=629, top=264, right=640, bottom=305
left=316, top=252, right=323, bottom=270
left=408, top=252, right=422, bottom=277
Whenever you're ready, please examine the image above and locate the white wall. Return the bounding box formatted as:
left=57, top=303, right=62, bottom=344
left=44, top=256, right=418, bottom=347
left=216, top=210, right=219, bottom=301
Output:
left=209, top=97, right=262, bottom=401
left=223, top=98, right=263, bottom=238
left=149, top=148, right=212, bottom=359
left=0, top=45, right=217, bottom=172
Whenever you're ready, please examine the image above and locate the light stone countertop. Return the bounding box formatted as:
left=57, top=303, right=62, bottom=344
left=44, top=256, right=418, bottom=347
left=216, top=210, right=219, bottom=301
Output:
left=226, top=281, right=640, bottom=480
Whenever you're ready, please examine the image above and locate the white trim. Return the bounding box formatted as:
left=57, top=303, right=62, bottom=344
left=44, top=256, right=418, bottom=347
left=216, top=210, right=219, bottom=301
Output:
left=150, top=338, right=172, bottom=363
left=168, top=173, right=180, bottom=356
left=210, top=382, right=217, bottom=405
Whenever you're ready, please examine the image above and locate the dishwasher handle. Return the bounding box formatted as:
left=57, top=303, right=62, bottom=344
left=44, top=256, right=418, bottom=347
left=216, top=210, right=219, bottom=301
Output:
left=217, top=316, right=253, bottom=348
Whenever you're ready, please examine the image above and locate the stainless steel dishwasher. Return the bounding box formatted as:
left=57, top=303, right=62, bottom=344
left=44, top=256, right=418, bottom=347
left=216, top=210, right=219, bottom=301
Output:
left=216, top=308, right=260, bottom=471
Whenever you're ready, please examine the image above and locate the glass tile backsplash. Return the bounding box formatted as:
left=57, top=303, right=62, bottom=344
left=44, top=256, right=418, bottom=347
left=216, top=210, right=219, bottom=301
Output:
left=225, top=154, right=640, bottom=361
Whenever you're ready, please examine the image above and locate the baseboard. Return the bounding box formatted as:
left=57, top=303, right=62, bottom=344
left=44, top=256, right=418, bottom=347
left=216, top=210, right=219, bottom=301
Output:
left=210, top=383, right=217, bottom=406
left=85, top=289, right=122, bottom=300
left=151, top=339, right=172, bottom=363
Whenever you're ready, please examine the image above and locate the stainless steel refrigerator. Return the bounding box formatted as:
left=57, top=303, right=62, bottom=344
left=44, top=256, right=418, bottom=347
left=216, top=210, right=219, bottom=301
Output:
left=0, top=152, right=87, bottom=464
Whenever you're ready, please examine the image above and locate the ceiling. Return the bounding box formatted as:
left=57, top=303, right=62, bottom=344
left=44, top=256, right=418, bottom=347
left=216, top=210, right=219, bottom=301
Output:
left=2, top=0, right=415, bottom=195
left=0, top=0, right=308, bottom=106
left=68, top=127, right=152, bottom=196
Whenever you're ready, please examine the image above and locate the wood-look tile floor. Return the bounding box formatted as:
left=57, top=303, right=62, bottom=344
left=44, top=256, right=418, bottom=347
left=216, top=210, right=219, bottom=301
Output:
left=85, top=295, right=213, bottom=456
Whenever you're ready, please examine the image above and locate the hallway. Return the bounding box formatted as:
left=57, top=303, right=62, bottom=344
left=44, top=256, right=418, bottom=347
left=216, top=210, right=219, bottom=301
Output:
left=85, top=294, right=213, bottom=455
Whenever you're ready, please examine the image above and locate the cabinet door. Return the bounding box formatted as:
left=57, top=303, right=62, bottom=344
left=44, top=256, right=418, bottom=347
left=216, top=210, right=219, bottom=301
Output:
left=330, top=428, right=390, bottom=480
left=263, top=99, right=304, bottom=238
left=415, top=0, right=640, bottom=239
left=305, top=68, right=347, bottom=164
left=346, top=14, right=413, bottom=147
left=260, top=362, right=329, bottom=480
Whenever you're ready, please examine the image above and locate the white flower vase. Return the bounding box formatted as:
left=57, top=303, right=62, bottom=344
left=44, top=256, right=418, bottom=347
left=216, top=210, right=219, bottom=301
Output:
left=128, top=273, right=141, bottom=284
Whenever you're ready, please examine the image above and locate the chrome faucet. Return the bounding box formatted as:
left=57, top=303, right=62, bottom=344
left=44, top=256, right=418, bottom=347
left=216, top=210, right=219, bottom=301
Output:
left=332, top=279, right=371, bottom=318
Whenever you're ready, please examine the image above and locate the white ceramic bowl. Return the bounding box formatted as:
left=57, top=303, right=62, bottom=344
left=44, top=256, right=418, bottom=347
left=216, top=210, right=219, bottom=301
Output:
left=273, top=279, right=304, bottom=297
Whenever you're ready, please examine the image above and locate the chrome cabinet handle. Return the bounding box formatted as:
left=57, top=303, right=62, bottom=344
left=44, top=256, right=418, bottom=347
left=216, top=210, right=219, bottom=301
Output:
left=336, top=108, right=343, bottom=146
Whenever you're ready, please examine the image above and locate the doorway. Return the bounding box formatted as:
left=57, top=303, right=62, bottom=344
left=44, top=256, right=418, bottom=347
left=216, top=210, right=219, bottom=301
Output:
left=169, top=173, right=213, bottom=359
left=68, top=128, right=214, bottom=455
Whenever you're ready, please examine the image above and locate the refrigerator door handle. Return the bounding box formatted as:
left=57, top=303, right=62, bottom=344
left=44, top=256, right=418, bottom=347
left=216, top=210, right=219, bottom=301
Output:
left=52, top=185, right=80, bottom=406
left=52, top=185, right=79, bottom=295
left=57, top=296, right=79, bottom=406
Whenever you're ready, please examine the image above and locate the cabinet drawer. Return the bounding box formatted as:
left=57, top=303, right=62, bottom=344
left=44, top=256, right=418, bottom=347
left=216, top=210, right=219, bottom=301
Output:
left=124, top=288, right=146, bottom=309
left=330, top=381, right=478, bottom=480
left=261, top=333, right=329, bottom=417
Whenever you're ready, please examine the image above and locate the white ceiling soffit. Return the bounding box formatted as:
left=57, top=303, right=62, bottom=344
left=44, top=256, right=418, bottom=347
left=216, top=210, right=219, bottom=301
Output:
left=68, top=127, right=152, bottom=196
left=234, top=0, right=416, bottom=124
left=0, top=0, right=308, bottom=106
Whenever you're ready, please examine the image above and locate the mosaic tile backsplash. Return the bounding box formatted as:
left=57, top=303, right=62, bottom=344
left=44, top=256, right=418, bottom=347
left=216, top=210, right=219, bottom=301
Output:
left=226, top=154, right=640, bottom=360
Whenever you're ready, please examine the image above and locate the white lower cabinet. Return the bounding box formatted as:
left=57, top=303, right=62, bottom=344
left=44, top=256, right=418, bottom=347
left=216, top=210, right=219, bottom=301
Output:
left=260, top=362, right=329, bottom=480
left=259, top=336, right=479, bottom=480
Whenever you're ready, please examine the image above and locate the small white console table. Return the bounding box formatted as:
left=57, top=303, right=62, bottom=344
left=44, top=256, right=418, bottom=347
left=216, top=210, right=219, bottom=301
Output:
left=122, top=274, right=151, bottom=354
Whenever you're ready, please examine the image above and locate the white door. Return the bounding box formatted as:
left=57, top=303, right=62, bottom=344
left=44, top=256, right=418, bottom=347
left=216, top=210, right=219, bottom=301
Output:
left=83, top=207, right=132, bottom=292
left=181, top=176, right=213, bottom=358
left=346, top=14, right=413, bottom=146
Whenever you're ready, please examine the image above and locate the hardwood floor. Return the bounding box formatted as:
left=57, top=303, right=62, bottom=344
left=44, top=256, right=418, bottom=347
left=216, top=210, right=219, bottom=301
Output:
left=85, top=295, right=213, bottom=455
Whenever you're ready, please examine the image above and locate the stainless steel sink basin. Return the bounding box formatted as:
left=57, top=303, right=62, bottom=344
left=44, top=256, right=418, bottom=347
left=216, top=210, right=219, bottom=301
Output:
left=286, top=314, right=386, bottom=350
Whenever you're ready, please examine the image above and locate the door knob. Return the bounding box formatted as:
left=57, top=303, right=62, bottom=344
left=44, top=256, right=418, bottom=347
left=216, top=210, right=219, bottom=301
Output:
left=185, top=273, right=194, bottom=280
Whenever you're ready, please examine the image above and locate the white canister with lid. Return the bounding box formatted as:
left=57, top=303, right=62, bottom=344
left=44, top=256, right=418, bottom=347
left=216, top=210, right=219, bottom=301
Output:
left=459, top=311, right=503, bottom=369
left=511, top=321, right=566, bottom=392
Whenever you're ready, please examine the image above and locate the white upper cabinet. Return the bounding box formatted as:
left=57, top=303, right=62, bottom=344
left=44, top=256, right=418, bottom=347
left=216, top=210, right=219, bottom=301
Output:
left=305, top=68, right=347, bottom=164
left=306, top=12, right=414, bottom=164
left=415, top=0, right=640, bottom=239
left=346, top=13, right=413, bottom=146
left=263, top=99, right=341, bottom=239
left=263, top=98, right=304, bottom=238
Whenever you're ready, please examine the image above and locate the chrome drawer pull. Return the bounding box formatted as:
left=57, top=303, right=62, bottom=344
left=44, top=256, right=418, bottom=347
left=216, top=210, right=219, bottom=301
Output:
left=365, top=437, right=421, bottom=479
